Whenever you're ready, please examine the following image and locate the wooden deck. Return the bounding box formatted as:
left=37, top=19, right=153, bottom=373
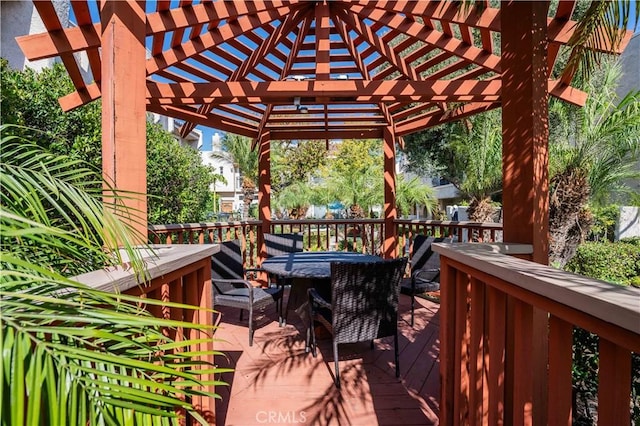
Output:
left=213, top=292, right=441, bottom=425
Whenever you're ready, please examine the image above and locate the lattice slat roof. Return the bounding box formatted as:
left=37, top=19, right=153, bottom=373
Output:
left=18, top=0, right=633, bottom=143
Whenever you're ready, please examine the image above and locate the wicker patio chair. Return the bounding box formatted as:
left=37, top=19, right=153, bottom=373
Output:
left=401, top=235, right=449, bottom=326
left=264, top=233, right=304, bottom=257
left=263, top=233, right=304, bottom=323
left=211, top=240, right=282, bottom=346
left=306, top=257, right=408, bottom=388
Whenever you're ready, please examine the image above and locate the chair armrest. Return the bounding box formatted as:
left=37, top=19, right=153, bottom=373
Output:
left=212, top=278, right=256, bottom=303
left=412, top=269, right=440, bottom=283
left=308, top=288, right=331, bottom=310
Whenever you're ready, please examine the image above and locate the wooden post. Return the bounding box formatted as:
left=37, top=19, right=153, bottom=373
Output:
left=501, top=3, right=550, bottom=426
left=382, top=125, right=397, bottom=258
left=257, top=131, right=271, bottom=282
left=100, top=0, right=147, bottom=242
left=501, top=1, right=550, bottom=265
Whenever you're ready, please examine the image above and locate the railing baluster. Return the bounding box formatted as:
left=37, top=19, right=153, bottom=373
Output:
left=598, top=339, right=632, bottom=426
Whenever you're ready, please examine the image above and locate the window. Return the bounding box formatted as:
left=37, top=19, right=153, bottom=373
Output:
left=219, top=166, right=224, bottom=175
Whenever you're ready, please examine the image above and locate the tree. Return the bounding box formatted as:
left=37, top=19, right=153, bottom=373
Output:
left=1, top=59, right=214, bottom=225
left=321, top=139, right=384, bottom=218
left=401, top=110, right=503, bottom=222
left=0, top=59, right=102, bottom=168
left=271, top=140, right=327, bottom=217
left=147, top=122, right=214, bottom=224
left=210, top=134, right=258, bottom=219
left=1, top=125, right=219, bottom=425
left=396, top=175, right=437, bottom=219
left=548, top=59, right=640, bottom=266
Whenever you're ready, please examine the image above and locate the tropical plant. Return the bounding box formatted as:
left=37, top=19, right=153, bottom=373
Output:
left=210, top=134, right=258, bottom=219
left=321, top=139, right=384, bottom=217
left=147, top=122, right=214, bottom=224
left=1, top=125, right=224, bottom=425
left=549, top=59, right=640, bottom=266
left=401, top=110, right=503, bottom=222
left=273, top=180, right=314, bottom=219
left=395, top=175, right=437, bottom=218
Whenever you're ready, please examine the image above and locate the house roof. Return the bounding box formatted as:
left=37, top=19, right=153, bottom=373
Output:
left=17, top=1, right=632, bottom=143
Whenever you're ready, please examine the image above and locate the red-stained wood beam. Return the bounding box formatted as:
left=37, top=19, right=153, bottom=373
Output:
left=342, top=3, right=502, bottom=74
left=501, top=0, right=550, bottom=264
left=151, top=0, right=171, bottom=56
left=270, top=128, right=383, bottom=140
left=70, top=1, right=102, bottom=84
left=335, top=8, right=418, bottom=80
left=146, top=4, right=295, bottom=75
left=145, top=79, right=504, bottom=103
left=395, top=102, right=500, bottom=136
left=332, top=11, right=395, bottom=131
left=315, top=2, right=332, bottom=81
left=382, top=125, right=398, bottom=258
left=29, top=1, right=87, bottom=92
left=146, top=104, right=258, bottom=138
left=147, top=1, right=291, bottom=37
left=100, top=0, right=147, bottom=242
left=180, top=8, right=307, bottom=139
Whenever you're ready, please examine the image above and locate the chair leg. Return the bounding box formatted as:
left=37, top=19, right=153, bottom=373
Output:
left=394, top=331, right=400, bottom=378
left=333, top=340, right=340, bottom=389
left=410, top=279, right=416, bottom=327
left=248, top=306, right=254, bottom=347
left=239, top=308, right=244, bottom=322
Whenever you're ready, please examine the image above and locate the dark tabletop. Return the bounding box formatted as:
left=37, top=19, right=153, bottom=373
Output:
left=261, top=251, right=383, bottom=279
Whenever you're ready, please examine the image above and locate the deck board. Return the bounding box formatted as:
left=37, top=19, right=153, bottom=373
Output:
left=213, top=293, right=441, bottom=425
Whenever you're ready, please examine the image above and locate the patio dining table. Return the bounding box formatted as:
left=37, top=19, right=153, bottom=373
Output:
left=261, top=251, right=383, bottom=321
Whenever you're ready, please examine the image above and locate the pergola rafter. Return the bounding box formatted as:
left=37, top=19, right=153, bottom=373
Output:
left=18, top=0, right=631, bottom=143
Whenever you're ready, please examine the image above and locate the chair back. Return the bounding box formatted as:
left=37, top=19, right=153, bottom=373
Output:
left=330, top=257, right=407, bottom=344
left=264, top=233, right=304, bottom=257
left=411, top=235, right=448, bottom=273
left=211, top=240, right=244, bottom=294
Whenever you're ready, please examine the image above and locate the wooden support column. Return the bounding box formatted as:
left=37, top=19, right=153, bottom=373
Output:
left=501, top=1, right=550, bottom=264
left=101, top=0, right=147, bottom=242
left=501, top=4, right=550, bottom=426
left=257, top=131, right=271, bottom=280
left=382, top=126, right=398, bottom=259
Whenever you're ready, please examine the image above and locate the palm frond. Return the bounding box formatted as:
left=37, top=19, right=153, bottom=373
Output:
left=564, top=0, right=638, bottom=83
left=1, top=125, right=226, bottom=425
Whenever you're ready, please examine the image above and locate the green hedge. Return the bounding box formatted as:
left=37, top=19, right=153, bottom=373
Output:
left=566, top=239, right=640, bottom=286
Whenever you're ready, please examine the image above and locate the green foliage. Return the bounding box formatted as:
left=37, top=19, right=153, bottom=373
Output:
left=401, top=109, right=503, bottom=202
left=549, top=59, right=640, bottom=206
left=588, top=204, right=619, bottom=242
left=272, top=140, right=327, bottom=192
left=566, top=241, right=640, bottom=286
left=147, top=122, right=213, bottom=224
left=1, top=126, right=223, bottom=425
left=0, top=59, right=102, bottom=169
left=396, top=175, right=437, bottom=218
left=320, top=140, right=384, bottom=214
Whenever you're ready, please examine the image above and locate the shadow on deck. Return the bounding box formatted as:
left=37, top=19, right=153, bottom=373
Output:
left=213, top=292, right=440, bottom=425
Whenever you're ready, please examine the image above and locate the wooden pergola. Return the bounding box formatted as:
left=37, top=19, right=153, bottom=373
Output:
left=18, top=0, right=632, bottom=262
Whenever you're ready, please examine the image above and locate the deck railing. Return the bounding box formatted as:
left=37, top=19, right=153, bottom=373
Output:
left=435, top=243, right=640, bottom=426
left=74, top=245, right=218, bottom=422
left=149, top=219, right=503, bottom=266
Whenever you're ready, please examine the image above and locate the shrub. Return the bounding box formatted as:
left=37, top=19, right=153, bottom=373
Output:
left=566, top=241, right=640, bottom=286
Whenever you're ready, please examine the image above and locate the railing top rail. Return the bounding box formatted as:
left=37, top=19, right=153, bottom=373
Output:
left=271, top=218, right=383, bottom=225
left=395, top=219, right=503, bottom=229
left=149, top=221, right=261, bottom=231
left=72, top=245, right=218, bottom=293
left=434, top=242, right=640, bottom=335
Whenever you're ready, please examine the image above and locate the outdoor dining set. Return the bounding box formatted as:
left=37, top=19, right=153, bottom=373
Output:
left=211, top=233, right=448, bottom=387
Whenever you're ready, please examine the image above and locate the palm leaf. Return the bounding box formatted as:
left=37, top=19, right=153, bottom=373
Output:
left=1, top=125, right=226, bottom=425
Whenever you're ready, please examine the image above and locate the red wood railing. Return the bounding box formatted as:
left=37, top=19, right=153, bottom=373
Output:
left=74, top=245, right=218, bottom=423
left=149, top=219, right=503, bottom=261
left=435, top=243, right=640, bottom=426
